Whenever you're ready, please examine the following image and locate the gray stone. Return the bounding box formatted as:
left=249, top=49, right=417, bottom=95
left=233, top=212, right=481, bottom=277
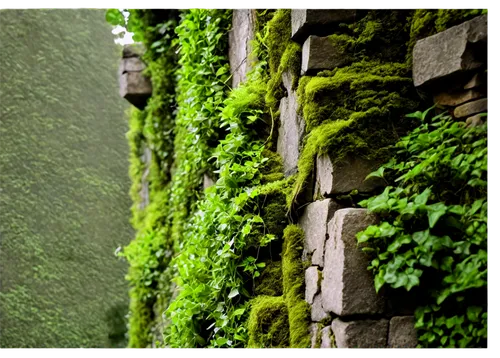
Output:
left=311, top=294, right=329, bottom=322
left=277, top=91, right=305, bottom=176
left=305, top=266, right=321, bottom=304
left=282, top=71, right=294, bottom=96
left=413, top=15, right=487, bottom=88
left=316, top=154, right=385, bottom=196
left=228, top=10, right=256, bottom=88
left=119, top=72, right=152, bottom=109
left=123, top=43, right=146, bottom=58
left=331, top=319, right=388, bottom=348
left=322, top=208, right=385, bottom=316
left=466, top=114, right=485, bottom=127
left=321, top=326, right=334, bottom=348
left=310, top=323, right=320, bottom=348
left=301, top=36, right=349, bottom=75
left=119, top=57, right=146, bottom=74
left=454, top=98, right=487, bottom=118
left=299, top=199, right=340, bottom=267
left=433, top=89, right=484, bottom=107
left=203, top=174, right=215, bottom=190
left=388, top=316, right=418, bottom=348
left=291, top=10, right=357, bottom=43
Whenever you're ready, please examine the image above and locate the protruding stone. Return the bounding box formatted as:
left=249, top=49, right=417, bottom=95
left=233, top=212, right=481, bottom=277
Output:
left=322, top=208, right=385, bottom=316
left=388, top=316, right=418, bottom=348
left=305, top=266, right=320, bottom=304
left=123, top=43, right=146, bottom=58
left=321, top=326, right=334, bottom=348
left=433, top=89, right=484, bottom=107
left=119, top=72, right=152, bottom=109
left=466, top=114, right=485, bottom=127
left=316, top=154, right=385, bottom=196
left=277, top=91, right=305, bottom=177
left=311, top=294, right=329, bottom=322
left=413, top=15, right=487, bottom=88
left=464, top=72, right=486, bottom=89
left=310, top=323, right=320, bottom=348
left=291, top=10, right=357, bottom=43
left=119, top=57, right=147, bottom=74
left=229, top=10, right=256, bottom=88
left=331, top=319, right=388, bottom=348
left=299, top=199, right=341, bottom=267
left=454, top=98, right=487, bottom=118
left=301, top=36, right=349, bottom=75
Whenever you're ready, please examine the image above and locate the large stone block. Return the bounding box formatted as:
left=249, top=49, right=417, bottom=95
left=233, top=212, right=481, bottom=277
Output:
left=291, top=10, right=357, bottom=43
left=301, top=36, right=349, bottom=75
left=331, top=319, right=388, bottom=348
left=119, top=57, right=146, bottom=74
left=228, top=10, right=256, bottom=88
left=316, top=154, right=385, bottom=196
left=321, top=326, right=334, bottom=348
left=388, top=316, right=418, bottom=348
left=433, top=89, right=484, bottom=107
left=305, top=266, right=320, bottom=304
left=299, top=199, right=341, bottom=267
left=413, top=15, right=487, bottom=88
left=119, top=72, right=152, bottom=109
left=322, top=208, right=385, bottom=316
left=311, top=294, right=329, bottom=322
left=454, top=98, right=487, bottom=118
left=277, top=91, right=305, bottom=176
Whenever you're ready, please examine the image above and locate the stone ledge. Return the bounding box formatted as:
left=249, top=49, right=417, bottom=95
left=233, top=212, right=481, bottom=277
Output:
left=291, top=10, right=357, bottom=43
left=301, top=36, right=349, bottom=75
left=331, top=318, right=388, bottom=348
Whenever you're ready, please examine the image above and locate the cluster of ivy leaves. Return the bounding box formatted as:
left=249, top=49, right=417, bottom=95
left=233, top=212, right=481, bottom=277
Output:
left=357, top=108, right=487, bottom=348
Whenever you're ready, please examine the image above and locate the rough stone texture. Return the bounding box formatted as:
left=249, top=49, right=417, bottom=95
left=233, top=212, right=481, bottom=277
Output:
left=310, top=323, right=320, bottom=348
left=305, top=266, right=320, bottom=304
left=331, top=319, right=388, bottom=348
left=301, top=36, right=348, bottom=75
left=123, top=43, right=146, bottom=58
left=413, top=15, right=487, bottom=88
left=119, top=72, right=152, bottom=109
left=311, top=294, right=329, bottom=322
left=464, top=72, right=486, bottom=89
left=322, top=208, right=385, bottom=316
left=315, top=154, right=385, bottom=196
left=321, top=326, right=334, bottom=348
left=291, top=10, right=357, bottom=43
left=228, top=10, right=256, bottom=88
left=466, top=114, right=485, bottom=127
left=282, top=70, right=294, bottom=96
left=454, top=98, right=487, bottom=118
left=299, top=199, right=341, bottom=267
left=388, top=316, right=418, bottom=348
left=277, top=92, right=306, bottom=176
left=119, top=57, right=146, bottom=74
left=433, top=89, right=484, bottom=107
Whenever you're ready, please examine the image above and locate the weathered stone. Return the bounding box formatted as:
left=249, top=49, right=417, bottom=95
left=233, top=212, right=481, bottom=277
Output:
left=299, top=199, right=341, bottom=267
left=282, top=71, right=293, bottom=96
left=203, top=173, right=215, bottom=190
left=413, top=15, right=487, bottom=88
left=433, top=89, right=484, bottom=107
left=123, top=43, right=146, bottom=58
left=311, top=294, right=329, bottom=322
left=388, top=316, right=418, bottom=348
left=454, top=98, right=487, bottom=118
left=228, top=10, right=256, bottom=88
left=316, top=154, right=385, bottom=196
left=466, top=114, right=485, bottom=127
left=277, top=91, right=305, bottom=176
left=119, top=72, right=152, bottom=109
left=305, top=266, right=320, bottom=304
left=464, top=72, right=486, bottom=89
left=310, top=323, right=320, bottom=348
left=301, top=36, right=349, bottom=75
left=322, top=208, right=385, bottom=316
left=331, top=319, right=388, bottom=348
left=119, top=57, right=146, bottom=74
left=321, top=326, right=334, bottom=348
left=291, top=10, right=357, bottom=43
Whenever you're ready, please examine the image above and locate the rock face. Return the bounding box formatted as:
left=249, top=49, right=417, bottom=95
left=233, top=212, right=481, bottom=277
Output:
left=310, top=323, right=320, bottom=348
left=316, top=154, right=384, bottom=196
left=119, top=45, right=152, bottom=109
left=305, top=266, right=320, bottom=304
left=321, top=208, right=385, bottom=316
left=433, top=89, right=484, bottom=107
left=388, top=316, right=418, bottom=348
left=301, top=36, right=348, bottom=74
left=454, top=98, right=487, bottom=118
left=291, top=10, right=357, bottom=43
left=413, top=15, right=487, bottom=88
left=119, top=57, right=146, bottom=73
left=228, top=10, right=256, bottom=88
left=311, top=294, right=329, bottom=322
left=331, top=319, right=388, bottom=348
left=321, top=326, right=334, bottom=348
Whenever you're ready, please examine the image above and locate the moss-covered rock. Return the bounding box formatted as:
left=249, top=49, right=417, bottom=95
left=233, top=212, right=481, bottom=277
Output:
left=247, top=295, right=290, bottom=348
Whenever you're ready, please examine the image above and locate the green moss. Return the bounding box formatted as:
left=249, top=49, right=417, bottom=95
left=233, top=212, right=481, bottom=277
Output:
left=255, top=260, right=283, bottom=296
left=282, top=225, right=310, bottom=348
left=247, top=296, right=289, bottom=348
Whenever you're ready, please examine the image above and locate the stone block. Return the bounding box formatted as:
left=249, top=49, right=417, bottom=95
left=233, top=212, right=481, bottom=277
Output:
left=433, top=89, right=484, bottom=107
left=311, top=294, right=329, bottom=322
left=119, top=72, right=152, bottom=109
left=229, top=10, right=256, bottom=88
left=291, top=10, right=357, bottom=43
left=464, top=72, right=486, bottom=89
left=301, top=36, right=349, bottom=75
left=388, top=316, right=418, bottom=348
left=277, top=91, right=305, bottom=176
left=316, top=154, right=385, bottom=196
left=331, top=319, right=388, bottom=348
left=310, top=323, right=320, bottom=348
left=454, top=98, right=487, bottom=118
left=466, top=114, right=485, bottom=127
left=305, top=266, right=320, bottom=304
left=413, top=15, right=487, bottom=88
left=321, top=326, right=334, bottom=348
left=123, top=43, right=146, bottom=58
left=119, top=57, right=146, bottom=74
left=299, top=199, right=341, bottom=267
left=322, top=208, right=385, bottom=316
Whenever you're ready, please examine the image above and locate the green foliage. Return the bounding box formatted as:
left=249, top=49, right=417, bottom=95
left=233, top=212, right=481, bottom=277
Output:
left=357, top=109, right=487, bottom=347
left=0, top=9, right=131, bottom=347
left=247, top=296, right=290, bottom=348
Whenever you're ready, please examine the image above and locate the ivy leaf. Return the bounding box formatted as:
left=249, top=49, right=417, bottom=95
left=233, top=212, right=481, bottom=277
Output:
left=228, top=288, right=239, bottom=299
left=426, top=202, right=447, bottom=228
left=365, top=166, right=385, bottom=180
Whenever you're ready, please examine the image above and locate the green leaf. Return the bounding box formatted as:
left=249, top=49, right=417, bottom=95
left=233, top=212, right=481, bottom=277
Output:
left=365, top=166, right=385, bottom=180
left=426, top=202, right=447, bottom=228
left=228, top=288, right=239, bottom=299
